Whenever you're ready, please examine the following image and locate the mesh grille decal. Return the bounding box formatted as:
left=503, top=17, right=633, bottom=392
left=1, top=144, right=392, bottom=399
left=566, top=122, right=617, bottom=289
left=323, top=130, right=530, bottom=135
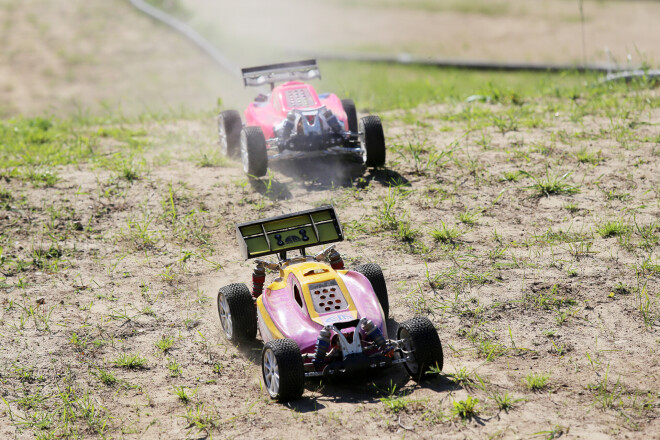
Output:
left=309, top=280, right=349, bottom=314
left=285, top=88, right=316, bottom=108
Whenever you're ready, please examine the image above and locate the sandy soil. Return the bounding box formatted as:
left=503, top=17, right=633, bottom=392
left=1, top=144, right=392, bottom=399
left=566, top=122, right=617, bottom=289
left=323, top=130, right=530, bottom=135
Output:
left=1, top=92, right=659, bottom=438
left=1, top=1, right=659, bottom=439
left=0, top=0, right=237, bottom=118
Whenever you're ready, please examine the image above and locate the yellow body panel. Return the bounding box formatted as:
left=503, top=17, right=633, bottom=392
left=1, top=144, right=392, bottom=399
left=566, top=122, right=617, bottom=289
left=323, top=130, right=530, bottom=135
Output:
left=256, top=295, right=284, bottom=339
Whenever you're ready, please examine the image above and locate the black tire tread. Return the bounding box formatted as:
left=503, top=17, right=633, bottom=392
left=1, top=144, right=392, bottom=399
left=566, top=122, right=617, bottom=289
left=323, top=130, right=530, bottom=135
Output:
left=355, top=263, right=389, bottom=320
left=398, top=316, right=443, bottom=381
left=360, top=115, right=386, bottom=167
left=218, top=110, right=242, bottom=157
left=263, top=339, right=305, bottom=402
left=218, top=283, right=257, bottom=341
left=244, top=126, right=268, bottom=177
left=341, top=98, right=358, bottom=133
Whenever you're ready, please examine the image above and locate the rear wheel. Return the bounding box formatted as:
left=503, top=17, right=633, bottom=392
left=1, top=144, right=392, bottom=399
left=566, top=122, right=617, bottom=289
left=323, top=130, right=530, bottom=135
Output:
left=217, top=283, right=257, bottom=342
left=355, top=263, right=389, bottom=320
left=341, top=98, right=358, bottom=133
left=262, top=339, right=305, bottom=402
left=241, top=126, right=268, bottom=177
left=398, top=316, right=443, bottom=381
left=218, top=110, right=242, bottom=157
left=359, top=115, right=386, bottom=167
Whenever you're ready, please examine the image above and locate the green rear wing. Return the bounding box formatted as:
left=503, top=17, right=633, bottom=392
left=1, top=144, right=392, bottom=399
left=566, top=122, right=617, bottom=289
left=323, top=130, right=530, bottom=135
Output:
left=236, top=206, right=343, bottom=260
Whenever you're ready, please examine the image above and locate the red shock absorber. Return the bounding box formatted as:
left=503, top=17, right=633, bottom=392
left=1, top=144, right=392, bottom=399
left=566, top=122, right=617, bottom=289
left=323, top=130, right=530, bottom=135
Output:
left=252, top=264, right=266, bottom=299
left=328, top=249, right=344, bottom=270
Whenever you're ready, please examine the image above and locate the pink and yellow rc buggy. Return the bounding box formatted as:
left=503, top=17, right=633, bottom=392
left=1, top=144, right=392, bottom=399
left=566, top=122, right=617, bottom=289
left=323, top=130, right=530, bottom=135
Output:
left=217, top=60, right=386, bottom=177
left=216, top=206, right=443, bottom=401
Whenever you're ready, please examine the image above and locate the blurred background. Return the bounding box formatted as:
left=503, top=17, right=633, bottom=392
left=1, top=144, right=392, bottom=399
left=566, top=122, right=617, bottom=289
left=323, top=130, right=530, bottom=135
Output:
left=1, top=0, right=658, bottom=117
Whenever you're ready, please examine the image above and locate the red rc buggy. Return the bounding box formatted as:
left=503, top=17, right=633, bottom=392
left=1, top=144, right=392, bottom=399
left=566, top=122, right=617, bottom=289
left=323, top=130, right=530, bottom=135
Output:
left=217, top=60, right=386, bottom=177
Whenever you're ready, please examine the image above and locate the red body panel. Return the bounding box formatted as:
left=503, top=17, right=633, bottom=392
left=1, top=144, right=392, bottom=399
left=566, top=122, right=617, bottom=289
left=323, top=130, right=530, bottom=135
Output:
left=244, top=81, right=349, bottom=140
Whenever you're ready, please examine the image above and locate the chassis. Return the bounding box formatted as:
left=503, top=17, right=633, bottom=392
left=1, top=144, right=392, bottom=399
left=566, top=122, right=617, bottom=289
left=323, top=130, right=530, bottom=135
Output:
left=217, top=60, right=386, bottom=177
left=217, top=206, right=443, bottom=401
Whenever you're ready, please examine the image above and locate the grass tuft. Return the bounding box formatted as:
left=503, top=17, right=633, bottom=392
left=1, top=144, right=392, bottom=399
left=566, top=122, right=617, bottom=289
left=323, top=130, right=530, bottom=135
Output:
left=113, top=353, right=147, bottom=370
left=452, top=395, right=480, bottom=419
left=431, top=221, right=462, bottom=243
left=522, top=169, right=579, bottom=197
left=597, top=219, right=630, bottom=238
left=524, top=372, right=551, bottom=391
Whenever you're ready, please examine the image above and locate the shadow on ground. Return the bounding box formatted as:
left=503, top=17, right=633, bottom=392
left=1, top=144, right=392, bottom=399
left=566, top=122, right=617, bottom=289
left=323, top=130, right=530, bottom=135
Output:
left=237, top=317, right=456, bottom=409
left=250, top=158, right=410, bottom=197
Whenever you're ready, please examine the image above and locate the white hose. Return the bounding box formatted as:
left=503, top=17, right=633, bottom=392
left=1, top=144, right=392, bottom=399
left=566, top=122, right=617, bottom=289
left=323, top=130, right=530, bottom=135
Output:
left=127, top=0, right=240, bottom=77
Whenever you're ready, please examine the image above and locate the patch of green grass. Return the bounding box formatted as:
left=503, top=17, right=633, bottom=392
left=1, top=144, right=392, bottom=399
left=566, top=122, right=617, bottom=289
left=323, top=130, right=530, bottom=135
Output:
left=501, top=170, right=522, bottom=182
left=93, top=368, right=118, bottom=386
left=167, top=358, right=182, bottom=377
left=452, top=395, right=480, bottom=419
left=113, top=353, right=147, bottom=369
left=575, top=148, right=602, bottom=164
left=194, top=149, right=229, bottom=167
left=155, top=336, right=175, bottom=353
left=522, top=169, right=579, bottom=197
left=444, top=367, right=479, bottom=388
left=25, top=167, right=59, bottom=187
left=0, top=187, right=13, bottom=205
left=492, top=392, right=524, bottom=413
left=431, top=221, right=462, bottom=243
left=322, top=62, right=603, bottom=112
left=527, top=284, right=577, bottom=310
left=0, top=117, right=148, bottom=171
left=597, top=219, right=630, bottom=238
left=524, top=372, right=551, bottom=391
left=458, top=209, right=480, bottom=225
left=172, top=385, right=197, bottom=404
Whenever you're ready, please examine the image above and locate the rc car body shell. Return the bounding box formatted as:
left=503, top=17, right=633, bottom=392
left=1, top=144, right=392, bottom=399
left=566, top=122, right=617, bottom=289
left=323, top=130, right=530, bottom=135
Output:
left=245, top=81, right=349, bottom=140
left=218, top=207, right=442, bottom=402
left=218, top=60, right=386, bottom=177
left=256, top=261, right=386, bottom=353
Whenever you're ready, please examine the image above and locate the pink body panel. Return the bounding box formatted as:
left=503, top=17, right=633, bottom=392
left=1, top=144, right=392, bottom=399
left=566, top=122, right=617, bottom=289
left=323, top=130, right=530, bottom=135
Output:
left=260, top=270, right=386, bottom=353
left=338, top=271, right=387, bottom=338
left=244, top=81, right=349, bottom=140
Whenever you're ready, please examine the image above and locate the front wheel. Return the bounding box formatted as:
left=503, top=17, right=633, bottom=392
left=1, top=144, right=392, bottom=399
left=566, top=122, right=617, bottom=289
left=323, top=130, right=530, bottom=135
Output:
left=217, top=283, right=257, bottom=342
left=262, top=339, right=305, bottom=402
left=240, top=126, right=268, bottom=177
left=398, top=316, right=443, bottom=381
left=359, top=115, right=386, bottom=167
left=355, top=263, right=389, bottom=320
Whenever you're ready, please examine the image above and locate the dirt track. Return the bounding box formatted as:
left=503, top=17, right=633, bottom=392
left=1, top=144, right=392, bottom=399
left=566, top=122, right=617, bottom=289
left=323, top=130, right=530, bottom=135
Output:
left=1, top=1, right=659, bottom=439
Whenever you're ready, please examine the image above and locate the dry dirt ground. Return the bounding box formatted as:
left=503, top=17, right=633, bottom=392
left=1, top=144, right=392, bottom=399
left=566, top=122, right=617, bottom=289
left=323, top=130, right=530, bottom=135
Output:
left=1, top=1, right=660, bottom=440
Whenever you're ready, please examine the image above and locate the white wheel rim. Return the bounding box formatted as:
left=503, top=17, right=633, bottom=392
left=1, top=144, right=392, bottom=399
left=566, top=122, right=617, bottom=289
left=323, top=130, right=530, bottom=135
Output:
left=218, top=118, right=228, bottom=155
left=218, top=292, right=233, bottom=339
left=263, top=348, right=280, bottom=397
left=400, top=329, right=419, bottom=375
left=358, top=120, right=367, bottom=164
left=240, top=130, right=249, bottom=173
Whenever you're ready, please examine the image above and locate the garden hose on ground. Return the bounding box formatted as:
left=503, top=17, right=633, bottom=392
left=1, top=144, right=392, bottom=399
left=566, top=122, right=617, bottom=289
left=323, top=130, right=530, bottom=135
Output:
left=127, top=0, right=240, bottom=76
left=128, top=0, right=658, bottom=83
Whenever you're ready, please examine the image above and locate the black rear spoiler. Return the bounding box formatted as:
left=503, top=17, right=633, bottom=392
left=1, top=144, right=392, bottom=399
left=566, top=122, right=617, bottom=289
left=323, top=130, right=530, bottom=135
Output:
left=235, top=206, right=343, bottom=260
left=241, top=59, right=321, bottom=88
